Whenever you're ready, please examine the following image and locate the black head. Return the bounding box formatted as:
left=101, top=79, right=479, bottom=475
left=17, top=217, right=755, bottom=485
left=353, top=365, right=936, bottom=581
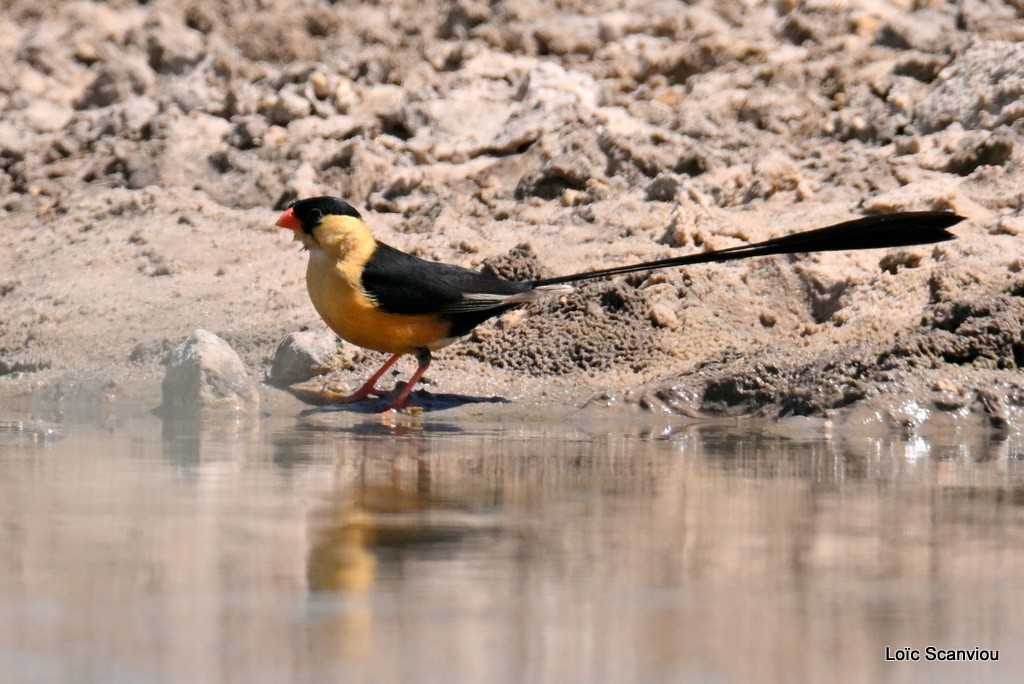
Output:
left=285, top=196, right=362, bottom=234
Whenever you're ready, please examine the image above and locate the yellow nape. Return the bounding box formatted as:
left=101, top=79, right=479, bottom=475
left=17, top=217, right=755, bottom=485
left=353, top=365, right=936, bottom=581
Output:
left=307, top=214, right=377, bottom=283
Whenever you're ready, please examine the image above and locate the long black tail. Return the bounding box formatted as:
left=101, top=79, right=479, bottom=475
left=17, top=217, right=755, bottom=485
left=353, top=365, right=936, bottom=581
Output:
left=530, top=211, right=964, bottom=288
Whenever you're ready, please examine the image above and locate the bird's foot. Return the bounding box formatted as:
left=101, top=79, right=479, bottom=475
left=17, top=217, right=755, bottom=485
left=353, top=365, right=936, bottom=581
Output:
left=380, top=380, right=425, bottom=413
left=385, top=403, right=423, bottom=415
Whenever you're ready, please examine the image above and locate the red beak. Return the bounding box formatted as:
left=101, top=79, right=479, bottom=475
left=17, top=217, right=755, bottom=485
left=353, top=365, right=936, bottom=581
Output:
left=276, top=207, right=302, bottom=231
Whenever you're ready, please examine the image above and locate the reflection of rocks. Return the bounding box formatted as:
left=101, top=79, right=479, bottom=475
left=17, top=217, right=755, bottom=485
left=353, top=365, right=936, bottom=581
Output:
left=158, top=411, right=259, bottom=473
left=5, top=402, right=1023, bottom=682
left=0, top=420, right=61, bottom=449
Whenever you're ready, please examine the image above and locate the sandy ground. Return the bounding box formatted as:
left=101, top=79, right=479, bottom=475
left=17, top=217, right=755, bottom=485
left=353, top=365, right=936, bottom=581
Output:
left=1, top=0, right=1022, bottom=424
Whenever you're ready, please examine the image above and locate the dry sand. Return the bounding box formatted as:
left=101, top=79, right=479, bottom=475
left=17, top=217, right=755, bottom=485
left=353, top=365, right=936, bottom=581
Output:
left=1, top=0, right=1022, bottom=425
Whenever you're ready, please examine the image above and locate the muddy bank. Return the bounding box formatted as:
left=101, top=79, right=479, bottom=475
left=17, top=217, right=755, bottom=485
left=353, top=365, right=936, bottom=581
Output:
left=0, top=1, right=1021, bottom=422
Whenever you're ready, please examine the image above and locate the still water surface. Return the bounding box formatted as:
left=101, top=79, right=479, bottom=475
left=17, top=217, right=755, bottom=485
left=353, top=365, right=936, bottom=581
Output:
left=0, top=406, right=1021, bottom=683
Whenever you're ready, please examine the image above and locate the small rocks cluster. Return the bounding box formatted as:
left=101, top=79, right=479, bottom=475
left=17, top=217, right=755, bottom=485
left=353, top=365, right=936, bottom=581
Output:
left=4, top=2, right=1020, bottom=218
left=632, top=270, right=1024, bottom=420
left=160, top=327, right=356, bottom=412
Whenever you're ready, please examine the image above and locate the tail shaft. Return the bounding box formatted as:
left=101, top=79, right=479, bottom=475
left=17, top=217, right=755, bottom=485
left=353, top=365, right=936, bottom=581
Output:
left=530, top=211, right=963, bottom=288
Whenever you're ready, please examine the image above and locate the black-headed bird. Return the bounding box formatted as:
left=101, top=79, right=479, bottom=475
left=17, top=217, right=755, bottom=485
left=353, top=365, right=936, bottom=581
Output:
left=276, top=196, right=962, bottom=411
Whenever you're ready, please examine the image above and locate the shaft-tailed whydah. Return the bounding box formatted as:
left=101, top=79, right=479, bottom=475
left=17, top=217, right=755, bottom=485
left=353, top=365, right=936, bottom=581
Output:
left=276, top=196, right=963, bottom=411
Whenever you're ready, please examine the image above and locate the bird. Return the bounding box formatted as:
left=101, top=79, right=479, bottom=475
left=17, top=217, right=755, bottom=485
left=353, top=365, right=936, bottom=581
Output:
left=276, top=196, right=963, bottom=411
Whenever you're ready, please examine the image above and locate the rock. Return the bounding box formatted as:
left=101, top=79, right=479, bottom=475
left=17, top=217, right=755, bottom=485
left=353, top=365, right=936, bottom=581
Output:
left=743, top=152, right=806, bottom=201
left=599, top=117, right=685, bottom=180
left=0, top=122, right=27, bottom=162
left=397, top=58, right=600, bottom=162
left=956, top=0, right=1024, bottom=41
left=875, top=11, right=956, bottom=52
left=439, top=0, right=490, bottom=39
left=394, top=81, right=522, bottom=161
left=163, top=69, right=229, bottom=114
left=976, top=388, right=1009, bottom=430
left=915, top=41, right=1024, bottom=132
left=227, top=115, right=269, bottom=149
left=87, top=97, right=160, bottom=140
left=283, top=115, right=360, bottom=143
left=269, top=329, right=347, bottom=386
left=532, top=17, right=602, bottom=57
left=515, top=153, right=593, bottom=200
left=945, top=130, right=1014, bottom=175
left=22, top=101, right=73, bottom=133
left=75, top=57, right=155, bottom=109
left=330, top=79, right=359, bottom=113
left=648, top=301, right=680, bottom=329
left=161, top=330, right=259, bottom=412
left=233, top=15, right=321, bottom=63
left=146, top=24, right=205, bottom=74
left=515, top=130, right=604, bottom=200
left=516, top=61, right=598, bottom=112
left=286, top=163, right=324, bottom=202
left=645, top=173, right=681, bottom=202
left=879, top=250, right=924, bottom=275
left=308, top=71, right=331, bottom=100
left=263, top=89, right=312, bottom=126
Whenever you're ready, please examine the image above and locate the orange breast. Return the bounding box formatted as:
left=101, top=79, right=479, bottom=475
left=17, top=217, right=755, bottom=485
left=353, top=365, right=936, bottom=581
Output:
left=306, top=260, right=452, bottom=354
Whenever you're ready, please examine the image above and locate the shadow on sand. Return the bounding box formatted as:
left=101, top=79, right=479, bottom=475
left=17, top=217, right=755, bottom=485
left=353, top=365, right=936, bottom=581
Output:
left=294, top=388, right=510, bottom=415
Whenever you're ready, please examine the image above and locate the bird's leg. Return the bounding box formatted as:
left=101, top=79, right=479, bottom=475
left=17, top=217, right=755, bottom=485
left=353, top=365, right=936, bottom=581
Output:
left=290, top=353, right=402, bottom=405
left=384, top=348, right=431, bottom=411
left=333, top=353, right=403, bottom=402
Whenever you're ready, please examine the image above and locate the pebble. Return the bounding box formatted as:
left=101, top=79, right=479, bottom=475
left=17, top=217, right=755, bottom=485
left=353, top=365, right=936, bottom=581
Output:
left=645, top=173, right=681, bottom=202
left=648, top=301, right=680, bottom=329
left=269, top=329, right=346, bottom=386
left=75, top=58, right=155, bottom=109
left=161, top=330, right=259, bottom=412
left=263, top=90, right=311, bottom=126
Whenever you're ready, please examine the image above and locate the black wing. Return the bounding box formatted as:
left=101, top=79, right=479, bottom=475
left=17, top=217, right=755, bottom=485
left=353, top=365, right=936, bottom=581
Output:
left=360, top=242, right=531, bottom=316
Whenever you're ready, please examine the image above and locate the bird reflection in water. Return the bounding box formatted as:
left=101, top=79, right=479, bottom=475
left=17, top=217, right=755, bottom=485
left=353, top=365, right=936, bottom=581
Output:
left=306, top=441, right=504, bottom=593
left=301, top=438, right=506, bottom=662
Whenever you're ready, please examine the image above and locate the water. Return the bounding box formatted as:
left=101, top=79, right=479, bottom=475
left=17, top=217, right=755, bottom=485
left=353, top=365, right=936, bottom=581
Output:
left=0, top=407, right=1021, bottom=683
